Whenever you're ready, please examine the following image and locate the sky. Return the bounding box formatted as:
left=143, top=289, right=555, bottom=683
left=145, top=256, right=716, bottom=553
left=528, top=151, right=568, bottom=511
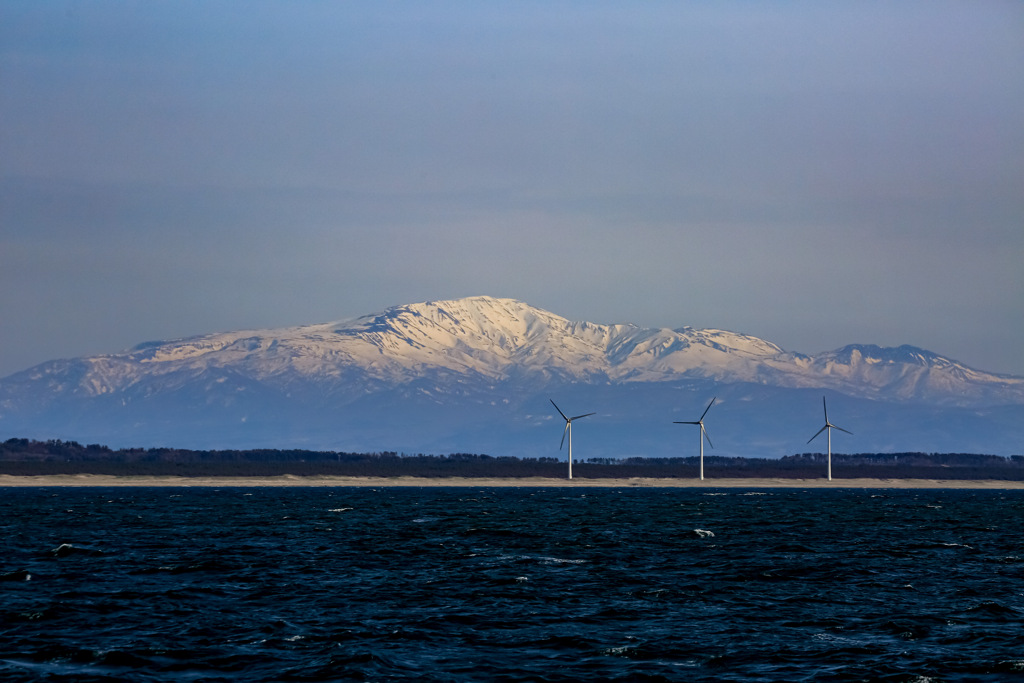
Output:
left=2, top=1, right=1022, bottom=379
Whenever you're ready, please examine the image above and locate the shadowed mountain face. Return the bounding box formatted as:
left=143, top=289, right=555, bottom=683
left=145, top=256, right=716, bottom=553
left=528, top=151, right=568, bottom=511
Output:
left=2, top=296, right=1022, bottom=457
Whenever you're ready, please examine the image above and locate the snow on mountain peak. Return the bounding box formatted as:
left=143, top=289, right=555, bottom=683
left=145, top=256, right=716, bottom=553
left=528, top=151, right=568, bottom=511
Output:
left=3, top=296, right=1021, bottom=407
left=4, top=296, right=1023, bottom=457
left=319, top=296, right=794, bottom=384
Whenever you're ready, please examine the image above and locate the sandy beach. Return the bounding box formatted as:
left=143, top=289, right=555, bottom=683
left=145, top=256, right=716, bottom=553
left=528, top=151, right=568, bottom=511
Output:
left=1, top=474, right=1023, bottom=489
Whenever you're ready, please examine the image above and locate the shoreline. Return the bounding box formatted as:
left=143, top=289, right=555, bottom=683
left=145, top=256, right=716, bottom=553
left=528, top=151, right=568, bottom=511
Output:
left=2, top=474, right=1023, bottom=489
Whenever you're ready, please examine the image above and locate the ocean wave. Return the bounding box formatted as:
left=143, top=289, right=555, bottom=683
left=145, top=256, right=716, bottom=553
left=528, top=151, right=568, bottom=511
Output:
left=5, top=487, right=1023, bottom=681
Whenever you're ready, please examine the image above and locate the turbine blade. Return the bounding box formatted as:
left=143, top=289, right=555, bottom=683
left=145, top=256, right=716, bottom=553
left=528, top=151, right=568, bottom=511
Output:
left=822, top=396, right=829, bottom=422
left=703, top=426, right=714, bottom=449
left=699, top=397, right=716, bottom=421
left=674, top=421, right=699, bottom=425
left=807, top=425, right=828, bottom=444
left=549, top=399, right=568, bottom=422
left=834, top=425, right=853, bottom=436
left=559, top=422, right=569, bottom=450
left=571, top=412, right=596, bottom=421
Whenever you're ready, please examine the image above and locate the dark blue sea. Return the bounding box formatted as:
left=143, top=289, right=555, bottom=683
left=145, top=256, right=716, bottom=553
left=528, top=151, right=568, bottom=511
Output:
left=3, top=487, right=1024, bottom=681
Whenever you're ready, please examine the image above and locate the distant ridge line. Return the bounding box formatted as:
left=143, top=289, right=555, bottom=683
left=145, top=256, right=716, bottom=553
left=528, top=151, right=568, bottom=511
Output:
left=1, top=296, right=1021, bottom=457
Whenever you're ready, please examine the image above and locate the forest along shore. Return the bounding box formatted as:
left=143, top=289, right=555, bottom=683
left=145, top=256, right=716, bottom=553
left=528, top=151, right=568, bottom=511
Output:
left=3, top=439, right=1024, bottom=481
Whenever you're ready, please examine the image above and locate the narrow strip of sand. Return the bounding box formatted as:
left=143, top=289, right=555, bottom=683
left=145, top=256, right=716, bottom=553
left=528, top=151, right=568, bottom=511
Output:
left=1, top=475, right=1023, bottom=489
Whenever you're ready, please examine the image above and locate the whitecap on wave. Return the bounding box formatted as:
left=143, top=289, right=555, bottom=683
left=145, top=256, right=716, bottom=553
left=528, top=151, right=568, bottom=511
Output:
left=497, top=554, right=586, bottom=565
left=50, top=543, right=103, bottom=557
left=539, top=556, right=586, bottom=565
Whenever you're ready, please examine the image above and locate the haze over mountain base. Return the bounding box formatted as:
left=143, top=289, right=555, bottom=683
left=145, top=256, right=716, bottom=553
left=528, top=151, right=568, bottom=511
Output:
left=2, top=297, right=1021, bottom=457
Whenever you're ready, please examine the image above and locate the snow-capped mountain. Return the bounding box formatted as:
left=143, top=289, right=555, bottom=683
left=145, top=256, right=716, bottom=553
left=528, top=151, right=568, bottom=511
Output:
left=1, top=296, right=1021, bottom=457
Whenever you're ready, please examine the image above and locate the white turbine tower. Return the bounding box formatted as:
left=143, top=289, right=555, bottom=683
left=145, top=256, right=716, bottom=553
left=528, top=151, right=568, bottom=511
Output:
left=550, top=399, right=595, bottom=480
left=807, top=396, right=852, bottom=481
left=674, top=397, right=715, bottom=480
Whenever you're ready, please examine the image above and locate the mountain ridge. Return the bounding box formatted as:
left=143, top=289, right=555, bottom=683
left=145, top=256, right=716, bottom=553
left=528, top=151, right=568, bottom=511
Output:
left=1, top=296, right=1021, bottom=456
left=12, top=295, right=1015, bottom=403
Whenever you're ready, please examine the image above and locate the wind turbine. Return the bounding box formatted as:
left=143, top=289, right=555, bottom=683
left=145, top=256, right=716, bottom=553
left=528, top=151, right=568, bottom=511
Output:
left=674, top=397, right=715, bottom=480
left=807, top=396, right=852, bottom=481
left=550, top=399, right=595, bottom=480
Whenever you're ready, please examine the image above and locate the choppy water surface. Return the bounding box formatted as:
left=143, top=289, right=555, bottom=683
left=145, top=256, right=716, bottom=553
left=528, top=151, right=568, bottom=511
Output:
left=3, top=487, right=1024, bottom=681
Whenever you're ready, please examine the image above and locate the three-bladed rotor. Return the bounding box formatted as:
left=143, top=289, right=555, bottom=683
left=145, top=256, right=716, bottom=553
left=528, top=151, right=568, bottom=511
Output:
left=674, top=397, right=716, bottom=448
left=807, top=396, right=852, bottom=481
left=550, top=399, right=595, bottom=450
left=550, top=399, right=595, bottom=480
left=807, top=396, right=852, bottom=444
left=674, top=397, right=716, bottom=480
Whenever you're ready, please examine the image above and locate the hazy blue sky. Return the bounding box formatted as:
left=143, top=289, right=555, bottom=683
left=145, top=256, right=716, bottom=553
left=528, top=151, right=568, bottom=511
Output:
left=2, top=1, right=1022, bottom=378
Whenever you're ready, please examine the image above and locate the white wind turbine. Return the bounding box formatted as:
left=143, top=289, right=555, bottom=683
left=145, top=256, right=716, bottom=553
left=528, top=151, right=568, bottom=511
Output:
left=807, top=396, right=852, bottom=481
left=674, top=397, right=715, bottom=480
left=550, top=399, right=595, bottom=480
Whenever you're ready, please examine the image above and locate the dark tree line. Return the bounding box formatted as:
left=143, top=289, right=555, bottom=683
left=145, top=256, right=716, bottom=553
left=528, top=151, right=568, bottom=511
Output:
left=2, top=438, right=1023, bottom=480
